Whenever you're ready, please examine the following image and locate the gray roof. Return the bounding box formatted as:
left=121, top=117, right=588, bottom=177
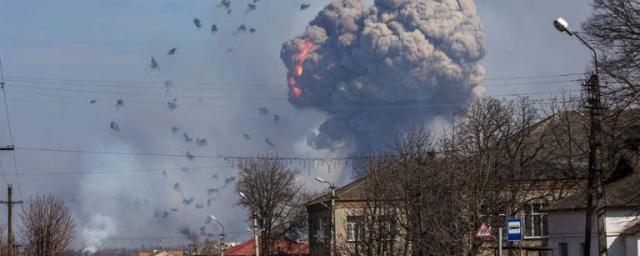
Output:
left=547, top=155, right=640, bottom=211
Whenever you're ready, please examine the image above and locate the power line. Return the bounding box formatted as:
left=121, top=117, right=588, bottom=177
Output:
left=4, top=72, right=586, bottom=86
left=3, top=86, right=582, bottom=111
left=0, top=57, right=22, bottom=199
left=1, top=164, right=233, bottom=176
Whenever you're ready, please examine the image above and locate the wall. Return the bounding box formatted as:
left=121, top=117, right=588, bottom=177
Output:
left=547, top=209, right=640, bottom=256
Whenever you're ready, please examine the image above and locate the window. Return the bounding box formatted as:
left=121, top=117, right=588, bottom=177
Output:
left=314, top=217, right=327, bottom=241
left=559, top=242, right=568, bottom=256
left=346, top=216, right=363, bottom=242
left=524, top=203, right=548, bottom=238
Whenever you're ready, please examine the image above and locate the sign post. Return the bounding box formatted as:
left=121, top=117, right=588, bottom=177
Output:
left=507, top=218, right=523, bottom=241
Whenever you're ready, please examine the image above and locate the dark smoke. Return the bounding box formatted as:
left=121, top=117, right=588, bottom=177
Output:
left=280, top=0, right=486, bottom=153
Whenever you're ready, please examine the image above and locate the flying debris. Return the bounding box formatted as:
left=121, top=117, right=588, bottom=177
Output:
left=199, top=226, right=206, bottom=235
left=109, top=121, right=120, bottom=131
left=280, top=0, right=487, bottom=153
left=171, top=208, right=178, bottom=212
left=207, top=188, right=219, bottom=195
left=195, top=203, right=204, bottom=209
left=196, top=138, right=207, bottom=147
left=210, top=24, right=218, bottom=34
left=224, top=176, right=236, bottom=184
left=167, top=47, right=177, bottom=55
left=173, top=182, right=181, bottom=192
left=154, top=211, right=160, bottom=218
left=207, top=198, right=214, bottom=206
left=258, top=107, right=269, bottom=115
left=273, top=114, right=280, bottom=122
left=185, top=151, right=195, bottom=160
left=90, top=99, right=97, bottom=104
left=218, top=0, right=232, bottom=14
left=193, top=18, right=202, bottom=29
left=115, top=99, right=124, bottom=108
left=265, top=138, right=276, bottom=148
left=180, top=227, right=191, bottom=236
left=225, top=48, right=234, bottom=54
left=181, top=167, right=189, bottom=172
left=247, top=3, right=257, bottom=12
left=162, top=211, right=169, bottom=218
left=150, top=57, right=159, bottom=69
left=242, top=133, right=251, bottom=140
left=300, top=3, right=310, bottom=10
left=182, top=197, right=195, bottom=206
left=164, top=80, right=173, bottom=92
left=167, top=98, right=178, bottom=110
left=249, top=27, right=256, bottom=33
left=183, top=133, right=193, bottom=143
left=237, top=24, right=247, bottom=33
left=211, top=174, right=219, bottom=179
left=162, top=170, right=168, bottom=176
left=172, top=126, right=179, bottom=134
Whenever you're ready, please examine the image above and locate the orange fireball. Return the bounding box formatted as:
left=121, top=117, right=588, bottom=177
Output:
left=288, top=38, right=314, bottom=98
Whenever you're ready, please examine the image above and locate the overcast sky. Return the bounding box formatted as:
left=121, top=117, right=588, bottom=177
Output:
left=0, top=0, right=594, bottom=250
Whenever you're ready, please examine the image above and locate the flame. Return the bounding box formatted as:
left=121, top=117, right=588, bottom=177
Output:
left=287, top=38, right=315, bottom=98
left=288, top=77, right=302, bottom=97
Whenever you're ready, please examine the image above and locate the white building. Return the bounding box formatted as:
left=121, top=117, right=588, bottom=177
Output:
left=547, top=161, right=640, bottom=256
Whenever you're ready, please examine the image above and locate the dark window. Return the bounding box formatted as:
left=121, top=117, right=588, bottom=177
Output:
left=559, top=242, right=568, bottom=256
left=346, top=216, right=363, bottom=241
left=524, top=203, right=548, bottom=238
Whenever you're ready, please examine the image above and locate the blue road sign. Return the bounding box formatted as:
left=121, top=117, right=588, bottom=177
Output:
left=506, top=218, right=522, bottom=241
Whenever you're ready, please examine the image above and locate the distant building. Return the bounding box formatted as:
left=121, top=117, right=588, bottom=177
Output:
left=223, top=237, right=309, bottom=256
left=547, top=156, right=640, bottom=256
left=137, top=250, right=185, bottom=256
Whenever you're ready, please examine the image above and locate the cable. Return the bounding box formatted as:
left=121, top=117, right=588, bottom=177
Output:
left=4, top=72, right=586, bottom=86
left=1, top=164, right=233, bottom=176
left=0, top=162, right=8, bottom=185
left=0, top=57, right=23, bottom=199
left=3, top=85, right=582, bottom=110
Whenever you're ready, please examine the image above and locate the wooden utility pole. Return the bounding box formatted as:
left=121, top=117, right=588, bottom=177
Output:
left=0, top=184, right=23, bottom=256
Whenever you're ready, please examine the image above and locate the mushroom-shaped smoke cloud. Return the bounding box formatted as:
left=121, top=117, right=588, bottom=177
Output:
left=281, top=0, right=486, bottom=153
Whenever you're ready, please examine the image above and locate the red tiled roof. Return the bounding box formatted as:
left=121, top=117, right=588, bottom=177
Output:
left=224, top=238, right=309, bottom=256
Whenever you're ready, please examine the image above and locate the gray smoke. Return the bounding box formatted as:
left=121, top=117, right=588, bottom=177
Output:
left=280, top=0, right=486, bottom=153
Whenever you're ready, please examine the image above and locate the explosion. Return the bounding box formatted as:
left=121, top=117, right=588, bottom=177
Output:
left=281, top=0, right=486, bottom=153
left=286, top=39, right=315, bottom=98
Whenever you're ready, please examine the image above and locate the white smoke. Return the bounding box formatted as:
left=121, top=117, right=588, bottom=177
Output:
left=81, top=214, right=117, bottom=254
left=281, top=0, right=486, bottom=153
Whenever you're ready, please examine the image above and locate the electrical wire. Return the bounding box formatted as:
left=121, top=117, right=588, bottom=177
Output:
left=1, top=165, right=233, bottom=176
left=0, top=57, right=23, bottom=199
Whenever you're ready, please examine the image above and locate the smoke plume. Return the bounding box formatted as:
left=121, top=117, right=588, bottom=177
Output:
left=281, top=0, right=486, bottom=153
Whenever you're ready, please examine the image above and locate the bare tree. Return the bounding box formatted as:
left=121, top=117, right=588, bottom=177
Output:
left=20, top=194, right=76, bottom=256
left=236, top=156, right=305, bottom=256
left=583, top=0, right=640, bottom=107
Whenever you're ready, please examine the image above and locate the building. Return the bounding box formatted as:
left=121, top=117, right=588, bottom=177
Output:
left=137, top=250, right=185, bottom=256
left=547, top=155, right=640, bottom=256
left=223, top=237, right=309, bottom=256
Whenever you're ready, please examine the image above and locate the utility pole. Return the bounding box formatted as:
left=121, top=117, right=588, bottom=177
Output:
left=330, top=185, right=336, bottom=256
left=584, top=73, right=607, bottom=256
left=253, top=212, right=260, bottom=256
left=0, top=184, right=23, bottom=256
left=552, top=18, right=607, bottom=256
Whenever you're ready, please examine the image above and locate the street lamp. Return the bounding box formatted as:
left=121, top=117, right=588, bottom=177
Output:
left=240, top=192, right=260, bottom=256
left=209, top=214, right=225, bottom=256
left=553, top=17, right=605, bottom=256
left=315, top=177, right=336, bottom=256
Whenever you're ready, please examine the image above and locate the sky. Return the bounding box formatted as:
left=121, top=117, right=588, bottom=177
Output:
left=0, top=0, right=594, bottom=250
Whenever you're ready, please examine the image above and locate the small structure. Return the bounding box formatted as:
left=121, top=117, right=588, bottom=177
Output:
left=137, top=250, right=185, bottom=256
left=224, top=238, right=309, bottom=256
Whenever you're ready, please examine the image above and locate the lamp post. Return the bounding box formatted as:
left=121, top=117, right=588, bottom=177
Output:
left=240, top=192, right=260, bottom=256
left=553, top=17, right=606, bottom=256
left=315, top=177, right=336, bottom=256
left=209, top=214, right=225, bottom=256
